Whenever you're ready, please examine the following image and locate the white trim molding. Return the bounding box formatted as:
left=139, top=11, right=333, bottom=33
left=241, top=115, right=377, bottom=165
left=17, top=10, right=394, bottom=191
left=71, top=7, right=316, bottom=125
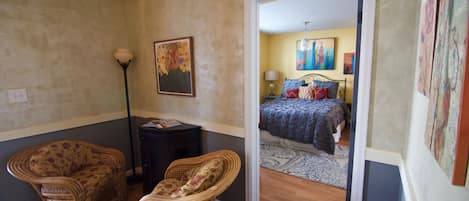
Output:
left=0, top=111, right=127, bottom=142
left=244, top=0, right=260, bottom=200
left=399, top=161, right=417, bottom=201
left=245, top=1, right=376, bottom=201
left=365, top=147, right=401, bottom=166
left=365, top=147, right=417, bottom=201
left=133, top=110, right=245, bottom=139
left=350, top=0, right=376, bottom=200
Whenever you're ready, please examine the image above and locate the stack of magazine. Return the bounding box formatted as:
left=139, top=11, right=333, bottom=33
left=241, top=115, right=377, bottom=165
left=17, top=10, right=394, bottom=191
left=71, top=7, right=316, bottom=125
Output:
left=142, top=119, right=182, bottom=129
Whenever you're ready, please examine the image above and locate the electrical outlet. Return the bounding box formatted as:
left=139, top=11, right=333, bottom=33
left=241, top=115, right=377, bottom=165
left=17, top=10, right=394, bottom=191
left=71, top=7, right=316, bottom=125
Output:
left=7, top=88, right=28, bottom=103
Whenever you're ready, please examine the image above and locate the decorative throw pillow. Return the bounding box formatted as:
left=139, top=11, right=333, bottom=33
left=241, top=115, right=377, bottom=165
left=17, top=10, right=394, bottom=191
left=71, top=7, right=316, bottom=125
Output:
left=171, top=158, right=225, bottom=198
left=280, top=79, right=306, bottom=97
left=285, top=88, right=299, bottom=98
left=312, top=80, right=339, bottom=99
left=298, top=86, right=314, bottom=99
left=313, top=87, right=328, bottom=100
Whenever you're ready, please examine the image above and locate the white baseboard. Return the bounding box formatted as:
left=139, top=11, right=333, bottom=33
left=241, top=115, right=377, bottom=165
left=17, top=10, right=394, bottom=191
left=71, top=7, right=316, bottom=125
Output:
left=0, top=111, right=127, bottom=142
left=0, top=109, right=245, bottom=142
left=365, top=147, right=401, bottom=166
left=133, top=110, right=245, bottom=139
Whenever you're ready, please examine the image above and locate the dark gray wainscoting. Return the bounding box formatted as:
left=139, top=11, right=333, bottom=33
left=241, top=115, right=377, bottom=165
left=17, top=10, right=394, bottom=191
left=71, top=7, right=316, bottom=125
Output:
left=201, top=131, right=245, bottom=201
left=134, top=117, right=246, bottom=201
left=363, top=161, right=405, bottom=201
left=0, top=118, right=132, bottom=201
left=0, top=117, right=246, bottom=201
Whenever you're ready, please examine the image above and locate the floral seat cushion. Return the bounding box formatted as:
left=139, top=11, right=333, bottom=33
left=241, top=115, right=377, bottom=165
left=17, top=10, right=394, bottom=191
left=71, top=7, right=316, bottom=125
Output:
left=71, top=165, right=113, bottom=195
left=171, top=157, right=225, bottom=198
left=29, top=140, right=104, bottom=177
left=151, top=178, right=186, bottom=197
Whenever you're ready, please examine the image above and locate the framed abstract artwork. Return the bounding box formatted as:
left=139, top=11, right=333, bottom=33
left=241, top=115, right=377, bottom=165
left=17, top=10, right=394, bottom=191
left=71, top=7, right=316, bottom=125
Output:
left=416, top=0, right=439, bottom=96
left=425, top=0, right=468, bottom=185
left=154, top=37, right=195, bottom=97
left=296, top=38, right=335, bottom=70
left=343, top=52, right=356, bottom=74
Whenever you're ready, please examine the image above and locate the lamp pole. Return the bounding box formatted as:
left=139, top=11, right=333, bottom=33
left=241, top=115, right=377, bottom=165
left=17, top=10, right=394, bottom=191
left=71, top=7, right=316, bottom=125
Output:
left=117, top=59, right=141, bottom=184
left=113, top=48, right=141, bottom=184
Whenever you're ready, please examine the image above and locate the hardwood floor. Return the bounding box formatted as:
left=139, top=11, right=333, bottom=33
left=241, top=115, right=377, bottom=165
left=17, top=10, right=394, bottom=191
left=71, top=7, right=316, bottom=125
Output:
left=127, top=183, right=144, bottom=201
left=260, top=167, right=346, bottom=201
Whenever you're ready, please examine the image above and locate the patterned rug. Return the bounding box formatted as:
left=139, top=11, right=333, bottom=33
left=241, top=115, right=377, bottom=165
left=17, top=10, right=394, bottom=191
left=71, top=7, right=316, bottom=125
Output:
left=260, top=142, right=349, bottom=189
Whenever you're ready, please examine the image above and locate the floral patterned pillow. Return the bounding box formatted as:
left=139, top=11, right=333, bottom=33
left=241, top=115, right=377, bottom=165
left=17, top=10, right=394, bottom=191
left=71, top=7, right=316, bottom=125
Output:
left=171, top=158, right=225, bottom=198
left=298, top=86, right=314, bottom=99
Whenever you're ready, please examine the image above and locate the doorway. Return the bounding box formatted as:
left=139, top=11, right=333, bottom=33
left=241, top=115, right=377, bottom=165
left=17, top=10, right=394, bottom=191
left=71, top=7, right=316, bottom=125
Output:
left=244, top=0, right=376, bottom=201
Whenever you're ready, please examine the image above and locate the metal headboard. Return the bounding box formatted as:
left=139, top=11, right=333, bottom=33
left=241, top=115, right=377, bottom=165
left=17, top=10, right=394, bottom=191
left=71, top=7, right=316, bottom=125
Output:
left=291, top=73, right=347, bottom=101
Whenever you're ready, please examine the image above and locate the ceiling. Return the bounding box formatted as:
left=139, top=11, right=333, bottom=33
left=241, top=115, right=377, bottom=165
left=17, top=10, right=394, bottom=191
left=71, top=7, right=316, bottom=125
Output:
left=259, top=0, right=358, bottom=34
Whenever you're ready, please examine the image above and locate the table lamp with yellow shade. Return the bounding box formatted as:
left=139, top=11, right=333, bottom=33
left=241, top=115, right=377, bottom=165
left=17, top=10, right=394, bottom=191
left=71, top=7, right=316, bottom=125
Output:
left=264, top=70, right=279, bottom=96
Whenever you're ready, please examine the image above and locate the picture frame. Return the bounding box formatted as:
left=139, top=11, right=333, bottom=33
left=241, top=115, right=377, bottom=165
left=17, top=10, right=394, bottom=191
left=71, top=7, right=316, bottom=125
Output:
left=296, top=38, right=335, bottom=70
left=416, top=0, right=438, bottom=97
left=154, top=37, right=195, bottom=97
left=343, top=52, right=356, bottom=74
left=424, top=0, right=468, bottom=185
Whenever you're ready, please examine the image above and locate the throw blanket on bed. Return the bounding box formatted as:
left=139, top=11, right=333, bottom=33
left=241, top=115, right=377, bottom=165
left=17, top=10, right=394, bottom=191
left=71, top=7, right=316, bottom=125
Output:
left=259, top=98, right=350, bottom=154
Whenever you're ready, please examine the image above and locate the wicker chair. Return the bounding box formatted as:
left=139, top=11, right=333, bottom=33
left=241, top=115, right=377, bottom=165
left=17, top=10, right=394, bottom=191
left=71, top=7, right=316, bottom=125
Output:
left=7, top=140, right=127, bottom=201
left=139, top=150, right=241, bottom=201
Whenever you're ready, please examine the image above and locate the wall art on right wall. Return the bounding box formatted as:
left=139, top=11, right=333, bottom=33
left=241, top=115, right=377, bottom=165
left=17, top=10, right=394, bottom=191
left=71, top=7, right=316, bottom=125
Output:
left=416, top=0, right=438, bottom=96
left=343, top=52, right=355, bottom=74
left=424, top=0, right=469, bottom=186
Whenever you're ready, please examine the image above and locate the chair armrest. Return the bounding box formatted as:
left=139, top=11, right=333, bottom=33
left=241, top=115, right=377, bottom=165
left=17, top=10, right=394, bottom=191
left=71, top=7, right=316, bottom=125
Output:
left=164, top=155, right=210, bottom=180
left=96, top=148, right=126, bottom=171
left=82, top=142, right=126, bottom=171
left=164, top=150, right=236, bottom=180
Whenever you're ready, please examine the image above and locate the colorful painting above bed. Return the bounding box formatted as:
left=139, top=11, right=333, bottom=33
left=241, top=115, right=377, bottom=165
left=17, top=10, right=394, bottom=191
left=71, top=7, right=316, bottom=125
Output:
left=296, top=38, right=335, bottom=70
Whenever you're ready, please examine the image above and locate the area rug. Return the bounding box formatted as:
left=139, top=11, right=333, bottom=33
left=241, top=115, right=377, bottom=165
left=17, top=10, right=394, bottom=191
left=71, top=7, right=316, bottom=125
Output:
left=260, top=142, right=349, bottom=189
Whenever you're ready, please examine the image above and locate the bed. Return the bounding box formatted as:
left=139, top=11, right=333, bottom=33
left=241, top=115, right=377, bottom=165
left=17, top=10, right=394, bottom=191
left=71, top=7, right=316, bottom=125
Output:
left=259, top=73, right=350, bottom=154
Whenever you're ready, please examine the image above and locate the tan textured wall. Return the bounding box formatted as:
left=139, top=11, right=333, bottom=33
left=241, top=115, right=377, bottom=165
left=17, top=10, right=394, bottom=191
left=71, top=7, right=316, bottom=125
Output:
left=259, top=32, right=270, bottom=102
left=128, top=0, right=244, bottom=128
left=260, top=28, right=356, bottom=103
left=0, top=0, right=129, bottom=132
left=367, top=0, right=420, bottom=152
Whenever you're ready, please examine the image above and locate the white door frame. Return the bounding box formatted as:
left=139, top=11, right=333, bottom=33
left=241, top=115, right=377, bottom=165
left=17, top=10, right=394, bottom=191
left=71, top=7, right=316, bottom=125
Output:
left=244, top=0, right=376, bottom=201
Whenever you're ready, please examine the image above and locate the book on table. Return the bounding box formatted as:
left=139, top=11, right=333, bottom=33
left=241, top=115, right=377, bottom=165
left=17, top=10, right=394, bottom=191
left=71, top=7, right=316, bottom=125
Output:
left=142, top=119, right=182, bottom=129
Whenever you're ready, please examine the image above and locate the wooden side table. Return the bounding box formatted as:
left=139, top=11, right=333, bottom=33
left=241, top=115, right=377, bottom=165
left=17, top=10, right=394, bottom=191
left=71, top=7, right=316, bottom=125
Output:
left=139, top=121, right=201, bottom=194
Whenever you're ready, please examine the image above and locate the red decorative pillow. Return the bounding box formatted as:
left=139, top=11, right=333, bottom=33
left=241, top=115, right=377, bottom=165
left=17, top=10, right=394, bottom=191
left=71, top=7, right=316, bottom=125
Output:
left=286, top=88, right=299, bottom=98
left=313, top=87, right=328, bottom=100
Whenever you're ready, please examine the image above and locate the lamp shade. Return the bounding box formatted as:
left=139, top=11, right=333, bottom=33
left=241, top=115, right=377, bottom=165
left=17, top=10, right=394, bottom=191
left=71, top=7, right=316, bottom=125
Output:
left=113, top=48, right=134, bottom=64
left=264, top=70, right=279, bottom=81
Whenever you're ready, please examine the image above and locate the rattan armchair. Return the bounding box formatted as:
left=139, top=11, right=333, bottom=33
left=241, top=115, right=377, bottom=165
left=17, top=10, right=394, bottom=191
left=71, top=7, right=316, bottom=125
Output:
left=140, top=150, right=241, bottom=201
left=7, top=140, right=127, bottom=201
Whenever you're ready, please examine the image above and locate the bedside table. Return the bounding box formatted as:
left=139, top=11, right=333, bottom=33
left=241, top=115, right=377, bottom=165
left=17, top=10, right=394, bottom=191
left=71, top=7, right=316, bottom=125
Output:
left=263, top=95, right=279, bottom=103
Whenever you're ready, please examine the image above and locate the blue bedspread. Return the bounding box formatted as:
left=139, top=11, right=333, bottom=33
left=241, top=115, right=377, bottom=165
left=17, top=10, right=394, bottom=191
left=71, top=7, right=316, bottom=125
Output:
left=259, top=98, right=350, bottom=154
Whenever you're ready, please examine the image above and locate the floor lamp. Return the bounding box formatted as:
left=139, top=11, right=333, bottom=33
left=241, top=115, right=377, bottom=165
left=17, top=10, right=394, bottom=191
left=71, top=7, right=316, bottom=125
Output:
left=113, top=48, right=141, bottom=184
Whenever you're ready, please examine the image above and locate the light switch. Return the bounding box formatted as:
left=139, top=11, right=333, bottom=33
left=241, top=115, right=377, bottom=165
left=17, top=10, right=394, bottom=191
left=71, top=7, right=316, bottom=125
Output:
left=7, top=88, right=28, bottom=103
